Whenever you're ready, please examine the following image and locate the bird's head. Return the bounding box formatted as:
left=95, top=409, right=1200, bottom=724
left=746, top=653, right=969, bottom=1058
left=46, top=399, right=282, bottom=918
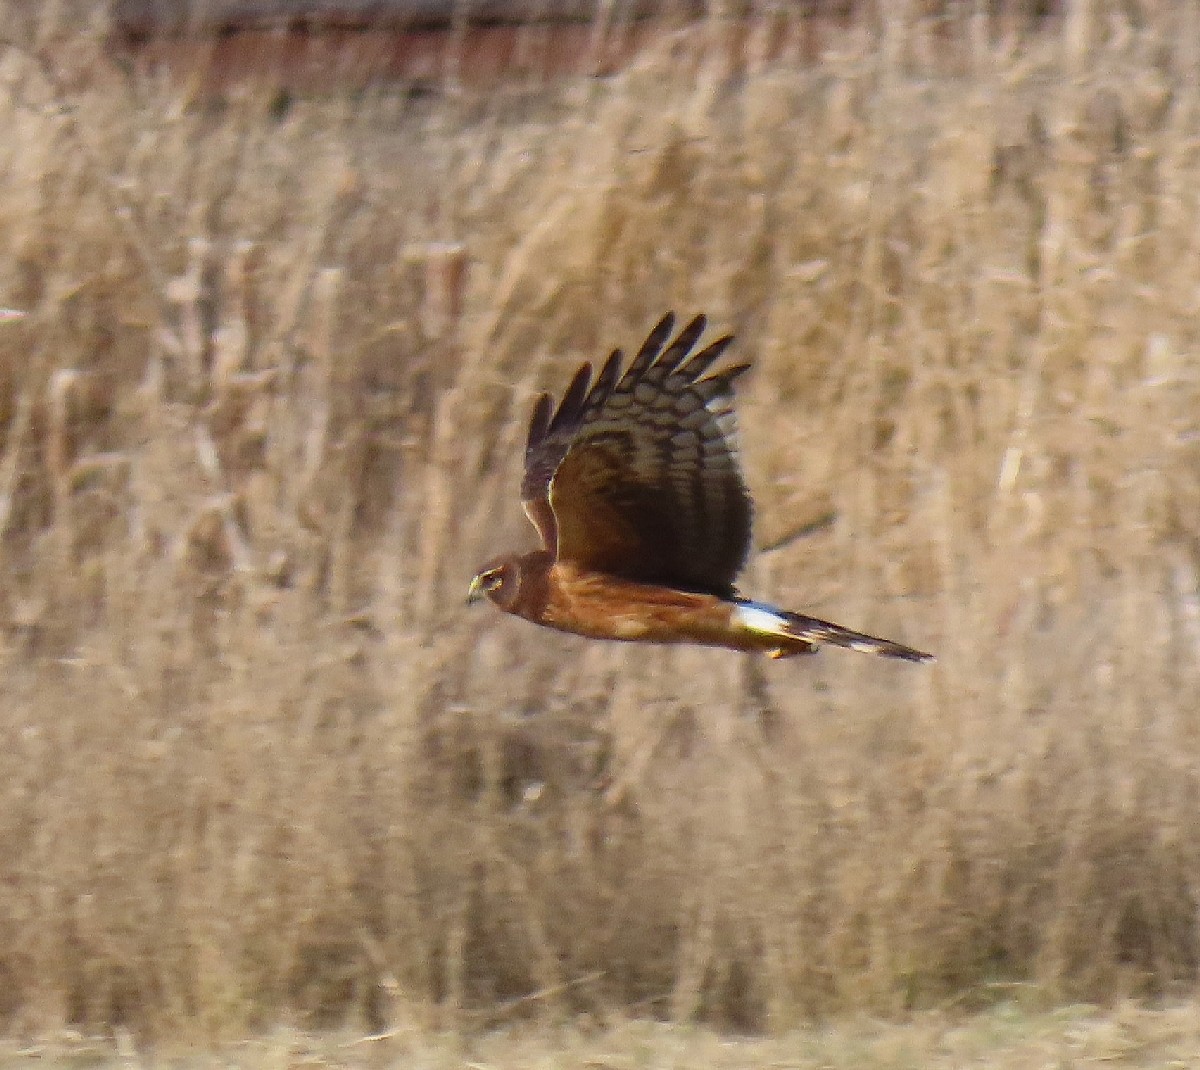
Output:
left=467, top=555, right=523, bottom=611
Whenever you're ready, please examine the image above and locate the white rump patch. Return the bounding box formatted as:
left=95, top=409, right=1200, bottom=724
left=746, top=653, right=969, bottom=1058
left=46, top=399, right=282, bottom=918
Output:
left=733, top=601, right=788, bottom=638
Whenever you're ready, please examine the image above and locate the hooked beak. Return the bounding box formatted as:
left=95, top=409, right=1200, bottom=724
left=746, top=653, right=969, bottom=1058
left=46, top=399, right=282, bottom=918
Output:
left=466, top=574, right=487, bottom=605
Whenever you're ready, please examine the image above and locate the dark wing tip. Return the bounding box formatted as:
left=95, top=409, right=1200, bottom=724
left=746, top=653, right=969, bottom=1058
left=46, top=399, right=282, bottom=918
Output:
left=715, top=362, right=752, bottom=385
left=657, top=314, right=708, bottom=373
left=696, top=363, right=752, bottom=403
left=548, top=361, right=593, bottom=434
left=680, top=312, right=707, bottom=340
left=652, top=310, right=676, bottom=337
left=526, top=392, right=553, bottom=456
left=682, top=334, right=736, bottom=378
left=595, top=348, right=623, bottom=398
left=627, top=312, right=676, bottom=378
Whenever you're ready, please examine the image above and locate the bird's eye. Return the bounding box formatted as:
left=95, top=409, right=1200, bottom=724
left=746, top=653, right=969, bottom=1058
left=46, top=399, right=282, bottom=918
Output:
left=482, top=568, right=504, bottom=589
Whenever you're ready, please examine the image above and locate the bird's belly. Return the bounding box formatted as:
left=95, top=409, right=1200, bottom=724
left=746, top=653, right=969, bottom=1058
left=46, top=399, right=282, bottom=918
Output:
left=543, top=567, right=743, bottom=647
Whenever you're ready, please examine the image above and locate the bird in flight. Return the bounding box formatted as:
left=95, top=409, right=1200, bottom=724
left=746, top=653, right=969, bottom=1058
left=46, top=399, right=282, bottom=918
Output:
left=468, top=313, right=934, bottom=663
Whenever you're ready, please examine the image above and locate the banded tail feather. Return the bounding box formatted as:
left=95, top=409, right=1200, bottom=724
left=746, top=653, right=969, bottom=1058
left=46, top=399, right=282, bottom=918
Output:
left=733, top=601, right=935, bottom=663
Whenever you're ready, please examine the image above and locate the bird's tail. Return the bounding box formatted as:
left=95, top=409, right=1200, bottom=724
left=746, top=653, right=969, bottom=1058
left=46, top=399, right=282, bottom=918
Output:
left=733, top=600, right=934, bottom=663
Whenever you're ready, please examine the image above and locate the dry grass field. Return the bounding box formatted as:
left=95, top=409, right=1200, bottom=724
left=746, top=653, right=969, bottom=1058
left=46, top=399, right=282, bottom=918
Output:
left=1, top=0, right=1200, bottom=1054
left=5, top=1000, right=1200, bottom=1069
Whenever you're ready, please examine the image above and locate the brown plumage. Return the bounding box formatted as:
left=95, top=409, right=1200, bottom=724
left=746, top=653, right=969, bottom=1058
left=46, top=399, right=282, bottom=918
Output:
left=468, top=313, right=934, bottom=663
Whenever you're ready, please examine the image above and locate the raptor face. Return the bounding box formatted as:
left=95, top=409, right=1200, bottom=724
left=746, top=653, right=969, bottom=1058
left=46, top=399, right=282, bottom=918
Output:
left=467, top=556, right=521, bottom=610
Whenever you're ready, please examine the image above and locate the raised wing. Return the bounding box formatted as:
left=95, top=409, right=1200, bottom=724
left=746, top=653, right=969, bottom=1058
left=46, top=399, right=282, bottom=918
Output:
left=521, top=313, right=752, bottom=597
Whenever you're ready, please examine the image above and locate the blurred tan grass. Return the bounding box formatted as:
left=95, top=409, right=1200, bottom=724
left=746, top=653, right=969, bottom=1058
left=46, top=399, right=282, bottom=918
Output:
left=0, top=0, right=1199, bottom=1043
left=11, top=999, right=1200, bottom=1070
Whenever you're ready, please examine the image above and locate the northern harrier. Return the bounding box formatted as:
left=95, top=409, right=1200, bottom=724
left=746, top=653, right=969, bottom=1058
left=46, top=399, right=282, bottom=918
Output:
left=468, top=314, right=933, bottom=662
